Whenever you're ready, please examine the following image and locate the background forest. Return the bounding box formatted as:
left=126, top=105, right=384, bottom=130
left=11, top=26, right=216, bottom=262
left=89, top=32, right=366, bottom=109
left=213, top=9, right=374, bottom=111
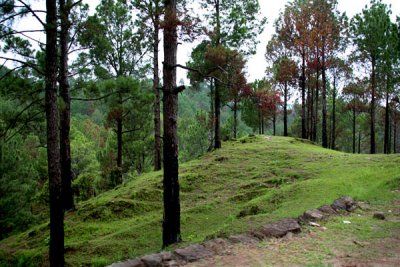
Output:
left=0, top=0, right=399, bottom=265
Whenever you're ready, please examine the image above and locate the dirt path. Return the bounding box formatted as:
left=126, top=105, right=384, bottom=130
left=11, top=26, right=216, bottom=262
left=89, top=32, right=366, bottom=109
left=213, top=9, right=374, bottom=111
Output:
left=188, top=202, right=400, bottom=267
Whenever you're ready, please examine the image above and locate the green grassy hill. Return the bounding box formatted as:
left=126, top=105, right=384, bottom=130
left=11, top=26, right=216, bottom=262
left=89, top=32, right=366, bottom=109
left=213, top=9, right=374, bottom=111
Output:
left=1, top=136, right=399, bottom=266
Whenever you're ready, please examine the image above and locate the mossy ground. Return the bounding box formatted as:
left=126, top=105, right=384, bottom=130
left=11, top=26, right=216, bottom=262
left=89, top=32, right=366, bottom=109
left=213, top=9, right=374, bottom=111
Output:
left=1, top=136, right=399, bottom=266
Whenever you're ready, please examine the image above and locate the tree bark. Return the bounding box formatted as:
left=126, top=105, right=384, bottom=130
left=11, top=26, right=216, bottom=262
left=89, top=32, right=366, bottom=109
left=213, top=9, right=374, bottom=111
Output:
left=331, top=74, right=336, bottom=150
left=353, top=108, right=356, bottom=154
left=261, top=115, right=264, bottom=134
left=46, top=0, right=64, bottom=265
left=214, top=82, right=221, bottom=148
left=233, top=96, right=237, bottom=138
left=321, top=49, right=328, bottom=148
left=117, top=115, right=123, bottom=175
left=213, top=0, right=221, bottom=149
left=283, top=82, right=288, bottom=136
left=162, top=0, right=181, bottom=247
left=301, top=52, right=306, bottom=139
left=273, top=113, right=276, bottom=136
left=370, top=57, right=376, bottom=154
left=59, top=0, right=74, bottom=212
left=258, top=103, right=261, bottom=135
left=394, top=111, right=397, bottom=153
left=306, top=76, right=311, bottom=139
left=208, top=81, right=215, bottom=151
left=314, top=68, right=319, bottom=142
left=153, top=10, right=162, bottom=171
left=310, top=78, right=314, bottom=141
left=384, top=90, right=390, bottom=154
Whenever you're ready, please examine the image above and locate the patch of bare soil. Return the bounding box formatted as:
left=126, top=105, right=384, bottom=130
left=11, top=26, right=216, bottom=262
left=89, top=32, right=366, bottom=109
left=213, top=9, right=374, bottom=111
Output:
left=187, top=203, right=400, bottom=267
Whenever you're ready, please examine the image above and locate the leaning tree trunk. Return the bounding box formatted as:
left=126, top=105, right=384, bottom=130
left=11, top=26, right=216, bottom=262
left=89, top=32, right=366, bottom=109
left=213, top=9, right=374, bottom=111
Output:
left=46, top=0, right=64, bottom=265
left=370, top=57, right=376, bottom=154
left=301, top=51, right=306, bottom=139
left=59, top=0, right=74, bottom=211
left=162, top=0, right=181, bottom=247
left=283, top=82, right=288, bottom=136
left=153, top=12, right=162, bottom=171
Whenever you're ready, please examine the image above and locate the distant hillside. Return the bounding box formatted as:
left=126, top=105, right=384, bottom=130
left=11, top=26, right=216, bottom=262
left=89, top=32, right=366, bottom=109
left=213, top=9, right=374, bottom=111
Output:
left=1, top=136, right=399, bottom=266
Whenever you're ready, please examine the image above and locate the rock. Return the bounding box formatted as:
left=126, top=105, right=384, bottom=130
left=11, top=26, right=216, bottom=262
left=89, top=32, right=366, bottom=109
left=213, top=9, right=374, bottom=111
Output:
left=141, top=254, right=163, bottom=267
left=300, top=209, right=325, bottom=222
left=309, top=222, right=321, bottom=227
left=228, top=234, right=258, bottom=244
left=163, top=260, right=178, bottom=267
left=174, top=244, right=214, bottom=262
left=250, top=230, right=267, bottom=240
left=331, top=196, right=358, bottom=212
left=202, top=238, right=231, bottom=254
left=318, top=205, right=338, bottom=215
left=260, top=218, right=301, bottom=238
left=107, top=259, right=145, bottom=267
left=373, top=212, right=385, bottom=220
left=283, top=231, right=294, bottom=240
left=160, top=252, right=173, bottom=261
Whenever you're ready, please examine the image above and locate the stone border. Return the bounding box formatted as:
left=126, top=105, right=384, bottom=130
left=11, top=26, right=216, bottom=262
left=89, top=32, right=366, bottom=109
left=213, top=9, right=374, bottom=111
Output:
left=107, top=196, right=358, bottom=267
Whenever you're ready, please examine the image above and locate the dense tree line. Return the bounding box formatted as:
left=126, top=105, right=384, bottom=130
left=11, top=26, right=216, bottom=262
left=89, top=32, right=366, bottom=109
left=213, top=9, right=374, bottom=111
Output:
left=0, top=0, right=399, bottom=265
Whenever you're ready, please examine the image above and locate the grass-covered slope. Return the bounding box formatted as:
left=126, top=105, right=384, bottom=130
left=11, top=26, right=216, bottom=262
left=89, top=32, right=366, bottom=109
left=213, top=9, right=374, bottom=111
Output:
left=1, top=136, right=399, bottom=266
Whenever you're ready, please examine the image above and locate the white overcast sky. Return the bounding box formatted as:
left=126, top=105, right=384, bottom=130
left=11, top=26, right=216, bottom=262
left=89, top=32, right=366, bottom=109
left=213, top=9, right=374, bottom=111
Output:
left=8, top=0, right=400, bottom=83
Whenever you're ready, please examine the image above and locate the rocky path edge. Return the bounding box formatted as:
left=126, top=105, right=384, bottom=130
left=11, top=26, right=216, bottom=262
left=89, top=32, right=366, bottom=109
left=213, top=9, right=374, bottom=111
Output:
left=107, top=196, right=358, bottom=267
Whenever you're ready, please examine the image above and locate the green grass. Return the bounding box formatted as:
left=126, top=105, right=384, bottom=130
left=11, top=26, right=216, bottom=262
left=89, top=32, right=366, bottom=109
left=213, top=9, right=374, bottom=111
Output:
left=1, top=136, right=399, bottom=266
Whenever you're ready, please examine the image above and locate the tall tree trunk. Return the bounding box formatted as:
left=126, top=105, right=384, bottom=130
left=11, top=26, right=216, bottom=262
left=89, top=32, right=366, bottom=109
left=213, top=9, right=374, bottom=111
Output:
left=331, top=74, right=336, bottom=150
left=261, top=115, right=265, bottom=135
left=273, top=113, right=276, bottom=136
left=117, top=116, right=123, bottom=176
left=310, top=78, right=314, bottom=141
left=46, top=0, right=64, bottom=265
left=284, top=82, right=288, bottom=136
left=214, top=82, right=221, bottom=148
left=233, top=96, right=237, bottom=138
left=153, top=12, right=162, bottom=171
left=370, top=57, right=376, bottom=154
left=213, top=0, right=221, bottom=149
left=384, top=89, right=390, bottom=154
left=306, top=75, right=311, bottom=139
left=59, top=0, right=74, bottom=212
left=258, top=103, right=261, bottom=135
left=208, top=81, right=215, bottom=151
left=358, top=130, right=361, bottom=154
left=314, top=68, right=320, bottom=142
left=301, top=52, right=306, bottom=139
left=353, top=108, right=356, bottom=154
left=394, top=111, right=397, bottom=153
left=162, top=0, right=181, bottom=247
left=321, top=49, right=328, bottom=148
